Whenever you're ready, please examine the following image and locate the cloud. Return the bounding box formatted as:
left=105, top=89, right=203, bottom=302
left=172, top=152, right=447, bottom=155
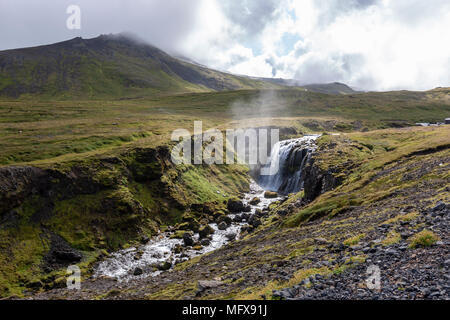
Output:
left=0, top=0, right=201, bottom=52
left=179, top=0, right=450, bottom=90
left=0, top=0, right=449, bottom=90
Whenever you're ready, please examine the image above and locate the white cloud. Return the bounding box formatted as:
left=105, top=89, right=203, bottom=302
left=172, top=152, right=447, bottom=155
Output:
left=1, top=0, right=448, bottom=90
left=179, top=0, right=450, bottom=90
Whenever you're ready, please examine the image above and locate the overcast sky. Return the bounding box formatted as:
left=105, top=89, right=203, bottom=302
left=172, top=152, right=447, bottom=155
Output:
left=1, top=0, right=449, bottom=91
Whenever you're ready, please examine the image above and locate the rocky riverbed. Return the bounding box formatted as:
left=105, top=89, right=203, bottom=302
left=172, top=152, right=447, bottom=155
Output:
left=94, top=181, right=284, bottom=281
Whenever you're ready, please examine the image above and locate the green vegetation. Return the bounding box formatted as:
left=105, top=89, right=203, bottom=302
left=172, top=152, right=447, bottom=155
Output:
left=0, top=35, right=449, bottom=299
left=409, top=230, right=440, bottom=248
left=0, top=142, right=249, bottom=296
left=382, top=231, right=402, bottom=246
left=285, top=125, right=450, bottom=227
left=0, top=34, right=275, bottom=100
left=343, top=233, right=366, bottom=246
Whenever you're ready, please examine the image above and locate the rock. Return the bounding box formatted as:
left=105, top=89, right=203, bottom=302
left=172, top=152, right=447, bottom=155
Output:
left=217, top=215, right=232, bottom=225
left=241, top=213, right=250, bottom=221
left=197, top=280, right=223, bottom=294
left=218, top=221, right=228, bottom=230
left=254, top=209, right=263, bottom=217
left=227, top=198, right=245, bottom=213
left=277, top=209, right=288, bottom=216
left=28, top=280, right=43, bottom=289
left=176, top=222, right=191, bottom=230
left=272, top=288, right=295, bottom=299
left=249, top=197, right=260, bottom=205
left=225, top=232, right=236, bottom=241
left=241, top=225, right=254, bottom=233
left=212, top=212, right=226, bottom=222
left=157, top=261, right=172, bottom=271
left=183, top=232, right=194, bottom=246
left=53, top=248, right=83, bottom=262
left=386, top=248, right=399, bottom=256
left=200, top=238, right=211, bottom=246
left=248, top=216, right=261, bottom=228
left=199, top=225, right=215, bottom=239
left=192, top=245, right=203, bottom=251
left=233, top=214, right=243, bottom=222
left=140, top=235, right=150, bottom=244
left=243, top=205, right=252, bottom=212
left=303, top=159, right=344, bottom=202
left=133, top=267, right=143, bottom=276
left=264, top=191, right=278, bottom=198
left=174, top=244, right=183, bottom=254
left=432, top=201, right=446, bottom=212
left=443, top=259, right=450, bottom=267
left=314, top=237, right=329, bottom=245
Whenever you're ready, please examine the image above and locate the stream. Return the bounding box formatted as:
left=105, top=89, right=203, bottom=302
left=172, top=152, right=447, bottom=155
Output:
left=94, top=135, right=319, bottom=281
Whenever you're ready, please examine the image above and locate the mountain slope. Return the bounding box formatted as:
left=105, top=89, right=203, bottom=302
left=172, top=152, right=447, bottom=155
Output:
left=0, top=34, right=276, bottom=99
left=302, top=82, right=357, bottom=94
left=254, top=77, right=357, bottom=94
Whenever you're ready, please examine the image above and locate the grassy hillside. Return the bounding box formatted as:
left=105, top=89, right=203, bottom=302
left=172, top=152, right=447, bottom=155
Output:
left=302, top=82, right=356, bottom=94
left=0, top=34, right=275, bottom=99
left=0, top=88, right=448, bottom=166
left=27, top=125, right=450, bottom=300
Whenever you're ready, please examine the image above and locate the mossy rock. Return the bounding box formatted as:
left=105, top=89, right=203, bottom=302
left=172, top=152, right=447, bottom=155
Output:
left=199, top=225, right=215, bottom=239
left=264, top=191, right=278, bottom=198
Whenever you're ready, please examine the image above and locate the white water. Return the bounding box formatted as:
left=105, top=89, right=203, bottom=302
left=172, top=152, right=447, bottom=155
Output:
left=94, top=181, right=283, bottom=281
left=257, top=134, right=319, bottom=194
left=94, top=135, right=318, bottom=281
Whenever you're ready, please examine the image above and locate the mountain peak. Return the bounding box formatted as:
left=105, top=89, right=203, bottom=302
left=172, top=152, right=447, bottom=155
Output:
left=0, top=35, right=274, bottom=98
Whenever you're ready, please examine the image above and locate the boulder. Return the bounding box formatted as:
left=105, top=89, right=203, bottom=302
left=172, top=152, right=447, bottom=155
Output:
left=182, top=232, right=194, bottom=246
left=197, top=280, right=223, bottom=295
left=217, top=215, right=232, bottom=225
left=200, top=238, right=211, bottom=246
left=254, top=209, right=263, bottom=217
left=199, top=225, right=215, bottom=239
left=264, top=191, right=278, bottom=198
left=227, top=198, right=245, bottom=213
left=432, top=201, right=446, bottom=212
left=140, top=235, right=150, bottom=244
left=225, top=232, right=236, bottom=241
left=248, top=216, right=261, bottom=228
left=241, top=225, right=254, bottom=233
left=157, top=261, right=172, bottom=271
left=241, top=213, right=250, bottom=221
left=249, top=197, right=260, bottom=205
left=233, top=214, right=243, bottom=222
left=218, top=221, right=228, bottom=230
left=133, top=267, right=143, bottom=276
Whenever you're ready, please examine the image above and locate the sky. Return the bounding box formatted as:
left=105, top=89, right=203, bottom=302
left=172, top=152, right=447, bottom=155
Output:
left=0, top=0, right=449, bottom=91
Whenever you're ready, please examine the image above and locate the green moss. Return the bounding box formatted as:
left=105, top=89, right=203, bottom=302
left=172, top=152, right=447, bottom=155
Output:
left=343, top=233, right=365, bottom=246
left=381, top=231, right=401, bottom=246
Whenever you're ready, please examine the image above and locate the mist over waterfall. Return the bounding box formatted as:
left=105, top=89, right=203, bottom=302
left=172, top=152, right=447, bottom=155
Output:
left=257, top=135, right=319, bottom=195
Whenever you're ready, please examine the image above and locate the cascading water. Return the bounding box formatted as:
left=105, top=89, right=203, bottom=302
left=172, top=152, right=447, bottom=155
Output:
left=257, top=135, right=319, bottom=195
left=94, top=135, right=319, bottom=281
left=94, top=181, right=282, bottom=281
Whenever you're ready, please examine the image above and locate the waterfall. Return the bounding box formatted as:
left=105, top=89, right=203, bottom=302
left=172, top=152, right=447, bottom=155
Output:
left=257, top=135, right=319, bottom=195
